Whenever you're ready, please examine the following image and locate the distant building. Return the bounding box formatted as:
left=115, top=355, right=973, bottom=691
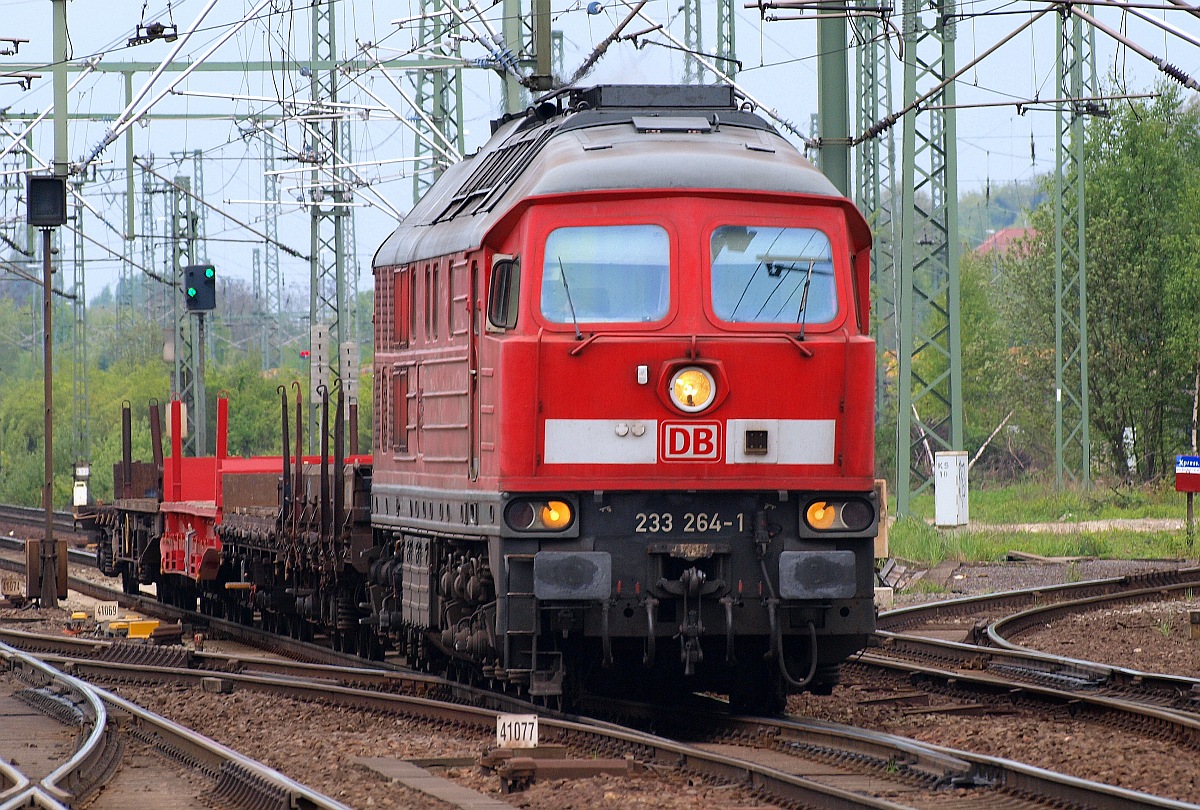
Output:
left=975, top=226, right=1033, bottom=257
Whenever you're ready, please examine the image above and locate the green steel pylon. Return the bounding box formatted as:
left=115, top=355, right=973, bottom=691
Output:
left=1054, top=12, right=1094, bottom=487
left=895, top=0, right=963, bottom=515
left=70, top=178, right=89, bottom=472
left=681, top=0, right=737, bottom=83
left=854, top=16, right=899, bottom=425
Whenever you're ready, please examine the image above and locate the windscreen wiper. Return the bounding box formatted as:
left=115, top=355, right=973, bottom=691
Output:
left=797, top=260, right=815, bottom=340
left=557, top=257, right=583, bottom=340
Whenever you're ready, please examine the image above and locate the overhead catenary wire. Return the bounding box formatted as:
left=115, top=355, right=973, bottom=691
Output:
left=629, top=4, right=814, bottom=144
left=80, top=0, right=273, bottom=172
left=346, top=54, right=463, bottom=160
left=1071, top=3, right=1200, bottom=89
left=254, top=122, right=406, bottom=221
left=0, top=59, right=99, bottom=168
left=1093, top=0, right=1200, bottom=51
left=139, top=162, right=310, bottom=260
left=856, top=6, right=1051, bottom=143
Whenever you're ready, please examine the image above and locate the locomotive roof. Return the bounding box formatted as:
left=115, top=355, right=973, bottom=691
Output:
left=374, top=85, right=844, bottom=269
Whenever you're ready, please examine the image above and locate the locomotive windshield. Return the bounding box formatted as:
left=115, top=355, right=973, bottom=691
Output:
left=710, top=226, right=837, bottom=325
left=541, top=225, right=670, bottom=323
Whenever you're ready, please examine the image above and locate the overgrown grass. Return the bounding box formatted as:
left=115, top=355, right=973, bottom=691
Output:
left=883, top=478, right=1200, bottom=564
left=899, top=479, right=1184, bottom=524
left=888, top=517, right=1197, bottom=565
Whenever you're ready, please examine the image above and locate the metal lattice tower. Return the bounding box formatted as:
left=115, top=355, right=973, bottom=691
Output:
left=307, top=0, right=348, bottom=417
left=188, top=149, right=208, bottom=246
left=1054, top=13, right=1094, bottom=487
left=116, top=184, right=136, bottom=349
left=0, top=139, right=31, bottom=263
left=340, top=115, right=361, bottom=404
left=716, top=0, right=736, bottom=81
left=552, top=30, right=565, bottom=76
left=682, top=0, right=704, bottom=84
left=414, top=2, right=464, bottom=200
left=252, top=246, right=264, bottom=361
left=895, top=0, right=963, bottom=514
left=70, top=179, right=89, bottom=470
left=501, top=0, right=552, bottom=111
left=854, top=17, right=899, bottom=418
left=169, top=176, right=202, bottom=455
left=681, top=0, right=737, bottom=83
left=261, top=131, right=282, bottom=370
left=139, top=166, right=165, bottom=331
left=115, top=73, right=136, bottom=349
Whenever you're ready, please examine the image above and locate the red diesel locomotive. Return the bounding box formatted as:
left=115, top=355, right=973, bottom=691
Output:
left=369, top=84, right=878, bottom=711
left=85, top=84, right=877, bottom=714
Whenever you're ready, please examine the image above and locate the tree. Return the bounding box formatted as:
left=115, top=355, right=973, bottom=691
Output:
left=1005, top=85, right=1200, bottom=481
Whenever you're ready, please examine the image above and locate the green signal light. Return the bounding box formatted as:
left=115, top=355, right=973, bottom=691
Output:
left=204, top=267, right=214, bottom=279
left=187, top=286, right=197, bottom=297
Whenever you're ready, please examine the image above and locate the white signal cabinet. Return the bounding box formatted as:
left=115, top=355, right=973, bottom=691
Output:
left=934, top=451, right=969, bottom=527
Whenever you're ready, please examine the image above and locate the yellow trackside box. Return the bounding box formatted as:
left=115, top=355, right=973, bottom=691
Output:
left=127, top=620, right=161, bottom=640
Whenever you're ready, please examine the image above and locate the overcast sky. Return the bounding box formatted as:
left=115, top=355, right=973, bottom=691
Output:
left=0, top=0, right=1195, bottom=297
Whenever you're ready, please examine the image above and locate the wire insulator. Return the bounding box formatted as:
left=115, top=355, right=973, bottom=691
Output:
left=1159, top=60, right=1200, bottom=91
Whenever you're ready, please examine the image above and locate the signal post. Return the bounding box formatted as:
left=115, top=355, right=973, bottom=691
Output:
left=185, top=264, right=216, bottom=454
left=27, top=175, right=67, bottom=607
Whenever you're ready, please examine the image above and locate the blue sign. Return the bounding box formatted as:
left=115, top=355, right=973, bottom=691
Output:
left=1178, top=455, right=1200, bottom=474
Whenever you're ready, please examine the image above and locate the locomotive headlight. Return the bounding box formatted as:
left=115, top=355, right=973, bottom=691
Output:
left=803, top=498, right=876, bottom=533
left=670, top=367, right=716, bottom=413
left=541, top=500, right=572, bottom=530
left=806, top=501, right=837, bottom=529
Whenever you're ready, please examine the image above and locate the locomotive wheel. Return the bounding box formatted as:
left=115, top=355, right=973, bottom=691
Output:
left=357, top=626, right=384, bottom=661
left=729, top=656, right=787, bottom=716
left=809, top=664, right=840, bottom=696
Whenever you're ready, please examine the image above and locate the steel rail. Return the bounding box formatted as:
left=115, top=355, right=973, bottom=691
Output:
left=989, top=578, right=1200, bottom=645
left=0, top=648, right=911, bottom=809
left=856, top=643, right=1200, bottom=740
left=0, top=640, right=352, bottom=810
left=4, top=619, right=1195, bottom=810
left=95, top=686, right=353, bottom=810
left=873, top=569, right=1200, bottom=713
left=585, top=688, right=1200, bottom=810
left=876, top=626, right=1200, bottom=714
left=876, top=566, right=1200, bottom=632
left=20, top=640, right=1200, bottom=810
left=0, top=509, right=78, bottom=539
left=739, top=714, right=1199, bottom=810
left=0, top=640, right=115, bottom=808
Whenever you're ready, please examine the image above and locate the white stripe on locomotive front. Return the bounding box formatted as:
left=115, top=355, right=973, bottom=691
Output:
left=542, top=418, right=836, bottom=464
left=544, top=419, right=659, bottom=464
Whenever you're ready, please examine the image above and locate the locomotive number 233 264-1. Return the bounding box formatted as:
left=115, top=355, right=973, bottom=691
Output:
left=634, top=512, right=745, bottom=534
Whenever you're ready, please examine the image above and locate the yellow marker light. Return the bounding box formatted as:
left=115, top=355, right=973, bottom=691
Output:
left=541, top=500, right=573, bottom=530
left=807, top=501, right=837, bottom=530
left=670, top=367, right=716, bottom=413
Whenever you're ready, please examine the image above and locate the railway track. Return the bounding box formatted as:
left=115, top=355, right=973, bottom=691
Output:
left=869, top=569, right=1200, bottom=721
left=5, top=623, right=1193, bottom=810
left=0, top=505, right=80, bottom=540
left=0, top=638, right=348, bottom=809
left=7, top=533, right=1200, bottom=807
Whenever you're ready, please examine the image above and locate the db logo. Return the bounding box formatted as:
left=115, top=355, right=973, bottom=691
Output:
left=660, top=421, right=722, bottom=462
